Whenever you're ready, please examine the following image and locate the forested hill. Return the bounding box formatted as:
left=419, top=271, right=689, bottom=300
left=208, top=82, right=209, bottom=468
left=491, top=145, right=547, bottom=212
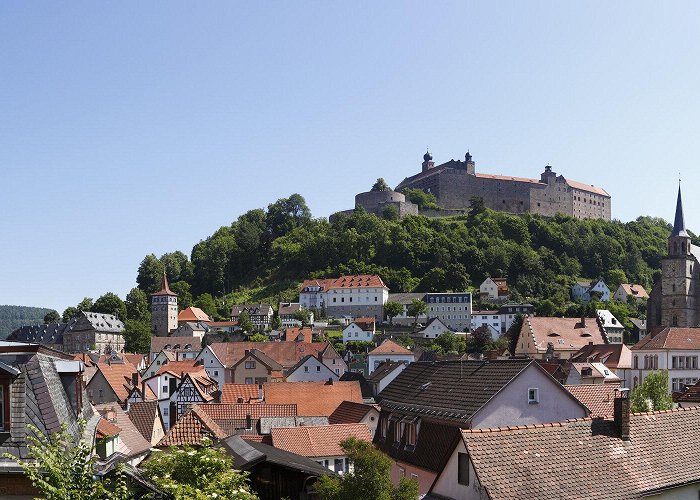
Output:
left=0, top=305, right=56, bottom=339
left=133, top=194, right=681, bottom=321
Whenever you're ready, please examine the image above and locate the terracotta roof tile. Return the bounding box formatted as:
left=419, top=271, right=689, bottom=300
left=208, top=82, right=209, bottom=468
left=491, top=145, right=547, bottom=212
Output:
left=564, top=384, right=620, bottom=417
left=91, top=361, right=140, bottom=402
left=96, top=418, right=122, bottom=439
left=329, top=401, right=374, bottom=424
left=95, top=403, right=152, bottom=456
left=619, top=283, right=649, bottom=299
left=209, top=341, right=328, bottom=369
left=523, top=316, right=607, bottom=354
left=632, top=327, right=700, bottom=350
left=368, top=339, right=413, bottom=356
left=177, top=306, right=211, bottom=323
left=271, top=423, right=372, bottom=458
left=154, top=360, right=206, bottom=378
left=569, top=343, right=632, bottom=370
left=158, top=405, right=229, bottom=447
left=264, top=381, right=363, bottom=416
left=127, top=401, right=161, bottom=442
left=149, top=336, right=201, bottom=354
left=152, top=272, right=177, bottom=296
left=458, top=407, right=700, bottom=499
left=300, top=275, right=387, bottom=292
left=221, top=384, right=263, bottom=404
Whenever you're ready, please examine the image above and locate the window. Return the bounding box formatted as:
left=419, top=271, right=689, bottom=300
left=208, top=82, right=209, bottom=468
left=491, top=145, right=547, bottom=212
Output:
left=398, top=467, right=405, bottom=477
left=634, top=356, right=638, bottom=369
left=405, top=422, right=417, bottom=446
left=304, top=366, right=309, bottom=372
left=245, top=377, right=253, bottom=384
left=528, top=388, right=539, bottom=404
left=379, top=417, right=389, bottom=439
left=458, top=452, right=470, bottom=485
left=411, top=473, right=418, bottom=480
left=245, top=361, right=256, bottom=369
left=163, top=386, right=168, bottom=393
left=334, top=458, right=344, bottom=473
left=213, top=370, right=219, bottom=376
left=163, top=407, right=169, bottom=416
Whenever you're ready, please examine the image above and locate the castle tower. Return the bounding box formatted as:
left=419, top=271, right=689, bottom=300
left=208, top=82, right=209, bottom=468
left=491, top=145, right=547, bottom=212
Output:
left=465, top=151, right=475, bottom=175
left=421, top=149, right=435, bottom=172
left=151, top=272, right=178, bottom=336
left=660, top=184, right=697, bottom=327
left=540, top=165, right=556, bottom=184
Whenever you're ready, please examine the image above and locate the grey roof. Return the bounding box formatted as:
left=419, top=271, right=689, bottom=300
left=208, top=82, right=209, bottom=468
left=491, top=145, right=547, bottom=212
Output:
left=673, top=184, right=688, bottom=237
left=7, top=311, right=124, bottom=345
left=630, top=318, right=647, bottom=330
left=230, top=303, right=273, bottom=316
left=367, top=360, right=405, bottom=383
left=387, top=293, right=426, bottom=305
left=76, top=311, right=124, bottom=333
left=278, top=302, right=302, bottom=315
left=221, top=435, right=335, bottom=477
left=258, top=416, right=329, bottom=434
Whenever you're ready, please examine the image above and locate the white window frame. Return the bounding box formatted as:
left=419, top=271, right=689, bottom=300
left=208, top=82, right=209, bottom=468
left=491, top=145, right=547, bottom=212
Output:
left=528, top=387, right=539, bottom=404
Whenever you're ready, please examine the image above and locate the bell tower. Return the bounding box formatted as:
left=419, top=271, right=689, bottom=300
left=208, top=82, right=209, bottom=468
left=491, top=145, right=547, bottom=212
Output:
left=151, top=272, right=178, bottom=336
left=661, top=184, right=696, bottom=327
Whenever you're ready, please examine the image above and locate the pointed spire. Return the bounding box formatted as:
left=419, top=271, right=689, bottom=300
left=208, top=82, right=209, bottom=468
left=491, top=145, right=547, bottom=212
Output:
left=152, top=271, right=177, bottom=296
left=672, top=182, right=688, bottom=237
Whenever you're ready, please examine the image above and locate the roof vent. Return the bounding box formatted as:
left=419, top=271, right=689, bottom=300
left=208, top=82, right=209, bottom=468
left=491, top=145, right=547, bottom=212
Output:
left=419, top=382, right=432, bottom=391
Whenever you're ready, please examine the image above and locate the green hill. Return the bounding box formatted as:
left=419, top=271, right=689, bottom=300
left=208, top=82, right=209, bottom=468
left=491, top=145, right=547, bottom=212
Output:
left=0, top=305, right=57, bottom=339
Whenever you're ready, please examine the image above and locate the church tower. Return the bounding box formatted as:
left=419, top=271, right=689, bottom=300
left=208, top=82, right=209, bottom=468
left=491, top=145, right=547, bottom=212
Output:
left=660, top=184, right=697, bottom=327
left=151, top=272, right=178, bottom=336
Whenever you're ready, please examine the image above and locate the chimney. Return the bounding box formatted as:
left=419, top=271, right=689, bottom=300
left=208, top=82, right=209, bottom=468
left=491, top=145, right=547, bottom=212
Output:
left=581, top=316, right=586, bottom=327
left=258, top=384, right=264, bottom=401
left=588, top=341, right=593, bottom=345
left=326, top=378, right=333, bottom=385
left=614, top=389, right=631, bottom=441
left=131, top=372, right=138, bottom=387
left=141, top=381, right=147, bottom=401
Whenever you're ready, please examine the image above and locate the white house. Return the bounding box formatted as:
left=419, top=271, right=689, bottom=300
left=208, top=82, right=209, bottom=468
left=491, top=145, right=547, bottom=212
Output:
left=278, top=302, right=314, bottom=328
left=470, top=310, right=501, bottom=336
left=613, top=283, right=649, bottom=303
left=420, top=318, right=453, bottom=339
left=597, top=309, right=625, bottom=344
left=194, top=344, right=228, bottom=389
left=299, top=275, right=389, bottom=321
left=367, top=339, right=415, bottom=375
left=565, top=362, right=620, bottom=385
left=571, top=279, right=610, bottom=302
left=623, top=327, right=700, bottom=393
left=285, top=355, right=339, bottom=382
left=479, top=277, right=508, bottom=301
left=342, top=318, right=376, bottom=344
left=367, top=360, right=407, bottom=396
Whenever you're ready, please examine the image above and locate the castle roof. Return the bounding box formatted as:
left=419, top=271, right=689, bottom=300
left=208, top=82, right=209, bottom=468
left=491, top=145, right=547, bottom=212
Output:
left=152, top=272, right=177, bottom=297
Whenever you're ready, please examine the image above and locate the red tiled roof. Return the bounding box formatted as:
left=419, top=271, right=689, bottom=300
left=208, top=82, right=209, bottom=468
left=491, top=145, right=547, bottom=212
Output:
left=458, top=407, right=700, bottom=499
left=564, top=384, right=620, bottom=417
left=95, top=403, right=152, bottom=456
left=632, top=327, right=700, bottom=350
left=566, top=178, right=610, bottom=197
left=618, top=283, right=649, bottom=299
left=523, top=316, right=607, bottom=353
left=122, top=353, right=146, bottom=368
left=209, top=341, right=328, bottom=369
left=368, top=339, right=414, bottom=356
left=178, top=306, right=211, bottom=323
left=149, top=336, right=201, bottom=354
left=352, top=317, right=375, bottom=331
left=155, top=360, right=206, bottom=378
left=96, top=418, right=122, bottom=439
left=209, top=320, right=238, bottom=328
left=158, top=405, right=229, bottom=447
left=127, top=401, right=161, bottom=443
left=152, top=272, right=177, bottom=296
left=91, top=361, right=140, bottom=403
left=264, top=381, right=363, bottom=416
left=271, top=423, right=372, bottom=458
left=284, top=327, right=313, bottom=343
left=221, top=384, right=263, bottom=404
left=569, top=343, right=632, bottom=370
left=300, top=274, right=386, bottom=292
left=198, top=403, right=298, bottom=421
left=329, top=401, right=375, bottom=424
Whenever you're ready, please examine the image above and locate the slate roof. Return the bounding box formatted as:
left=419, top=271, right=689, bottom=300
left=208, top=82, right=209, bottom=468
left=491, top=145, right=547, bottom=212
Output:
left=271, top=423, right=372, bottom=458
left=632, top=327, right=700, bottom=350
left=459, top=407, right=700, bottom=499
left=221, top=384, right=263, bottom=404
left=264, top=381, right=363, bottom=416
left=230, top=303, right=273, bottom=316
left=569, top=343, right=632, bottom=370
left=376, top=359, right=534, bottom=423
left=674, top=379, right=700, bottom=403
left=127, top=401, right=162, bottom=442
left=149, top=336, right=201, bottom=354
left=258, top=416, right=329, bottom=434
left=208, top=341, right=328, bottom=369
left=329, top=401, right=375, bottom=425
left=8, top=311, right=125, bottom=345
left=95, top=403, right=152, bottom=457
left=339, top=371, right=373, bottom=398
left=278, top=302, right=302, bottom=316
left=221, top=435, right=334, bottom=477
left=565, top=384, right=620, bottom=417
left=387, top=293, right=426, bottom=305
left=368, top=339, right=414, bottom=356
left=522, top=316, right=607, bottom=355
left=367, top=361, right=405, bottom=383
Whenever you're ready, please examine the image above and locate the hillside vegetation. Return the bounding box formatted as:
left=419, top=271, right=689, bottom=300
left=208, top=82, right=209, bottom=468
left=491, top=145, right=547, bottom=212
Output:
left=134, top=193, right=679, bottom=323
left=0, top=305, right=56, bottom=339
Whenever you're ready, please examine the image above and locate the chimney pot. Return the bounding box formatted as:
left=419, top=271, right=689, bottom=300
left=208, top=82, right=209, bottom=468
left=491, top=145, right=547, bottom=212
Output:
left=614, top=389, right=631, bottom=441
left=581, top=316, right=586, bottom=327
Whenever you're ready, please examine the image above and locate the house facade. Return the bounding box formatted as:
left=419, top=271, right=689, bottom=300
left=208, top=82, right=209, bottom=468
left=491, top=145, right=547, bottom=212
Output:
left=367, top=339, right=415, bottom=375
left=424, top=292, right=472, bottom=331
left=515, top=316, right=607, bottom=360
left=420, top=318, right=453, bottom=339
left=597, top=309, right=624, bottom=343
left=479, top=278, right=508, bottom=302
left=342, top=318, right=376, bottom=344
left=230, top=303, right=274, bottom=331
left=571, top=279, right=611, bottom=302
left=299, top=275, right=389, bottom=321
left=614, top=283, right=649, bottom=303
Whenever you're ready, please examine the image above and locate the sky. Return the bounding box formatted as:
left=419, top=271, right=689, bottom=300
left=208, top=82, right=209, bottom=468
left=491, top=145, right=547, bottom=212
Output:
left=2, top=1, right=700, bottom=312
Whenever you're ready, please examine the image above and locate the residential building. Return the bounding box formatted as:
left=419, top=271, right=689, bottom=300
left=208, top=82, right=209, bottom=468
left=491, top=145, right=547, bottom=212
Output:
left=230, top=303, right=274, bottom=331
left=299, top=275, right=389, bottom=321
left=231, top=349, right=285, bottom=384
left=329, top=401, right=380, bottom=437
left=596, top=309, right=625, bottom=344
left=286, top=355, right=340, bottom=382
left=568, top=342, right=632, bottom=383
left=149, top=336, right=201, bottom=362
left=86, top=358, right=141, bottom=405
left=170, top=321, right=208, bottom=339
left=420, top=318, right=453, bottom=339
left=367, top=339, right=415, bottom=375
left=8, top=311, right=126, bottom=354
left=0, top=341, right=98, bottom=497
left=479, top=277, right=508, bottom=302
left=264, top=380, right=363, bottom=417
left=177, top=306, right=211, bottom=324
left=386, top=292, right=428, bottom=325
left=367, top=360, right=407, bottom=396
left=424, top=292, right=472, bottom=331
left=221, top=435, right=335, bottom=500
left=127, top=400, right=165, bottom=446
left=271, top=423, right=373, bottom=474
left=496, top=303, right=535, bottom=334
left=623, top=327, right=700, bottom=392
left=571, top=278, right=611, bottom=302
left=151, top=272, right=178, bottom=336
left=614, top=283, right=649, bottom=303
left=339, top=371, right=373, bottom=399
left=565, top=383, right=620, bottom=417
left=630, top=318, right=647, bottom=342
left=278, top=302, right=313, bottom=328
left=429, top=401, right=700, bottom=500
left=374, top=359, right=589, bottom=495
left=469, top=310, right=500, bottom=337
left=220, top=383, right=264, bottom=404
left=342, top=317, right=376, bottom=344
left=564, top=362, right=620, bottom=385
left=515, top=316, right=607, bottom=360
left=94, top=403, right=152, bottom=465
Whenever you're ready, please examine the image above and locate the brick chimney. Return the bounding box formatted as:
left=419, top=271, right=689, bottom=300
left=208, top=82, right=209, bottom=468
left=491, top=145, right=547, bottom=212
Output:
left=131, top=372, right=139, bottom=387
left=614, top=389, right=631, bottom=441
left=581, top=316, right=586, bottom=327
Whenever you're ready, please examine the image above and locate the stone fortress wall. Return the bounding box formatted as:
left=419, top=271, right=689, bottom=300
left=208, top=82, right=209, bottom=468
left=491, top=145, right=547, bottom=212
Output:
left=355, top=190, right=419, bottom=218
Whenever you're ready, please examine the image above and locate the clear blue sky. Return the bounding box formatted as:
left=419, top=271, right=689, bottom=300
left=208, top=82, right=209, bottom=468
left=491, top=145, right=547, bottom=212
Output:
left=2, top=2, right=700, bottom=313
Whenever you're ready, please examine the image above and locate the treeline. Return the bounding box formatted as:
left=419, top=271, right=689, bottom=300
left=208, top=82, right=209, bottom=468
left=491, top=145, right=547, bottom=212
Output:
left=134, top=192, right=678, bottom=322
left=0, top=305, right=55, bottom=339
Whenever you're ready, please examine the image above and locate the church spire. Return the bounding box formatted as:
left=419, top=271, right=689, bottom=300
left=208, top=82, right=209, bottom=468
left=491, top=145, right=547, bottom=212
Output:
left=672, top=182, right=688, bottom=237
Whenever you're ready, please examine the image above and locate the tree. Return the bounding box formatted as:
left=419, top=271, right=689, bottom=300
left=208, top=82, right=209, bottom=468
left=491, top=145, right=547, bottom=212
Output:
left=382, top=204, right=400, bottom=221
left=467, top=196, right=486, bottom=219
left=407, top=299, right=427, bottom=329
left=401, top=188, right=439, bottom=210
left=507, top=314, right=524, bottom=355
left=430, top=331, right=465, bottom=354
left=468, top=325, right=492, bottom=354
left=371, top=178, right=391, bottom=192
left=136, top=254, right=165, bottom=293
left=3, top=422, right=129, bottom=500
left=93, top=292, right=127, bottom=320
left=43, top=310, right=60, bottom=323
left=315, top=437, right=418, bottom=500
left=62, top=306, right=78, bottom=322
left=76, top=297, right=94, bottom=314
left=125, top=287, right=151, bottom=323
left=124, top=319, right=152, bottom=354
left=238, top=310, right=255, bottom=333
left=266, top=194, right=312, bottom=238
left=384, top=301, right=404, bottom=326
left=293, top=308, right=311, bottom=326
left=160, top=251, right=194, bottom=284
left=141, top=439, right=257, bottom=500
left=170, top=281, right=193, bottom=310
left=630, top=370, right=673, bottom=413
left=248, top=333, right=268, bottom=342
left=194, top=293, right=217, bottom=319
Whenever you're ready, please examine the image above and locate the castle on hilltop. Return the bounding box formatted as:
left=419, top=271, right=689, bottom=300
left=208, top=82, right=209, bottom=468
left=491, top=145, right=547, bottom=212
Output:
left=395, top=151, right=611, bottom=220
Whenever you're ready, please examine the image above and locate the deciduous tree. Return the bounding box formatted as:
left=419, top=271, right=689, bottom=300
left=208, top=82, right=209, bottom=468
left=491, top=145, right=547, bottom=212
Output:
left=630, top=370, right=673, bottom=413
left=93, top=292, right=127, bottom=321
left=43, top=310, right=60, bottom=323
left=384, top=301, right=403, bottom=326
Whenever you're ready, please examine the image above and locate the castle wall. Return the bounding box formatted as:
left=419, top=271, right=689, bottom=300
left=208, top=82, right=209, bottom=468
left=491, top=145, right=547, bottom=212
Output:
left=433, top=170, right=532, bottom=213
left=529, top=179, right=574, bottom=217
